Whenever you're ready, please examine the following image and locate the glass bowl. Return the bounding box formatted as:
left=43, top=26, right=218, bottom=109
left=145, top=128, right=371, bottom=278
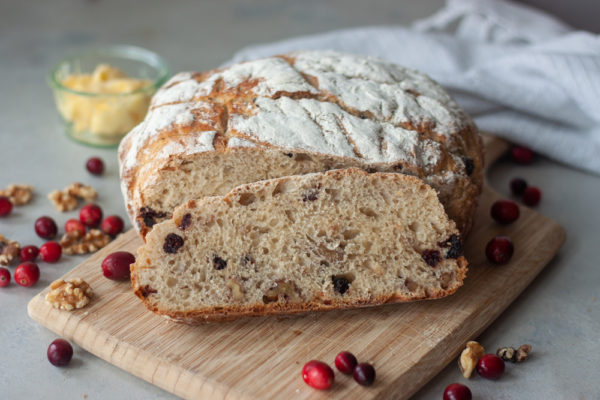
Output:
left=48, top=45, right=169, bottom=147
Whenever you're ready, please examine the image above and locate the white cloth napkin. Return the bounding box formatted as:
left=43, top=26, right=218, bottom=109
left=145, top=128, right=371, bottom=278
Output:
left=226, top=0, right=600, bottom=175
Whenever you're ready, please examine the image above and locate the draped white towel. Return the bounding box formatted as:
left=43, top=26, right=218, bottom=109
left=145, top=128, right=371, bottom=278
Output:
left=225, top=0, right=600, bottom=174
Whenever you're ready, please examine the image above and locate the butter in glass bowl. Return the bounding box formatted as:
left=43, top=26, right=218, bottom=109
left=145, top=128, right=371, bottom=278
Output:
left=49, top=46, right=169, bottom=147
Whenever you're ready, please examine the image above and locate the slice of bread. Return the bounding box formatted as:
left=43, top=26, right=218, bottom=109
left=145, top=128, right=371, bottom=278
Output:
left=131, top=168, right=468, bottom=323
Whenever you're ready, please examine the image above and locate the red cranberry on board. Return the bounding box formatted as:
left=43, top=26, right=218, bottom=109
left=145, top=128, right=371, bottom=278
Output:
left=39, top=241, right=62, bottom=263
left=101, top=251, right=135, bottom=281
left=511, top=145, right=534, bottom=164
left=485, top=236, right=514, bottom=265
left=490, top=200, right=520, bottom=224
left=522, top=186, right=542, bottom=207
left=20, top=245, right=39, bottom=262
left=334, top=351, right=358, bottom=375
left=65, top=219, right=86, bottom=237
left=510, top=177, right=528, bottom=196
left=14, top=262, right=40, bottom=287
left=47, top=339, right=73, bottom=367
left=35, top=216, right=58, bottom=239
left=79, top=204, right=103, bottom=228
left=443, top=383, right=472, bottom=400
left=0, top=267, right=10, bottom=287
left=101, top=215, right=124, bottom=236
left=0, top=196, right=13, bottom=217
left=302, top=360, right=334, bottom=390
left=353, top=362, right=376, bottom=386
left=86, top=157, right=104, bottom=175
left=477, top=354, right=505, bottom=380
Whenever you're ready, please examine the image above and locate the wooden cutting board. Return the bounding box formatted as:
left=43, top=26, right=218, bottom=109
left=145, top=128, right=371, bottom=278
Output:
left=28, top=136, right=565, bottom=400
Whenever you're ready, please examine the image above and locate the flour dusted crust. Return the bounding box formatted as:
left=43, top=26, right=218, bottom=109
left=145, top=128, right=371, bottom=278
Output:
left=131, top=169, right=468, bottom=323
left=119, top=51, right=483, bottom=238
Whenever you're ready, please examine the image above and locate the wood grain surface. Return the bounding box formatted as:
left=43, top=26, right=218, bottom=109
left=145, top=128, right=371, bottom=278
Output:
left=28, top=136, right=565, bottom=400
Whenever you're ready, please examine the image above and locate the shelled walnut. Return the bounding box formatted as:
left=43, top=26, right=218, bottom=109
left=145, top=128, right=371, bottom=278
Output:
left=66, top=182, right=97, bottom=202
left=48, top=190, right=78, bottom=212
left=0, top=184, right=33, bottom=205
left=459, top=341, right=485, bottom=378
left=497, top=344, right=532, bottom=363
left=48, top=182, right=97, bottom=212
left=45, top=278, right=93, bottom=311
left=60, top=229, right=110, bottom=255
left=0, top=234, right=20, bottom=266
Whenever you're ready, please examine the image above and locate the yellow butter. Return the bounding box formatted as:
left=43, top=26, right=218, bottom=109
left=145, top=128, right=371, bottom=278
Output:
left=57, top=64, right=152, bottom=138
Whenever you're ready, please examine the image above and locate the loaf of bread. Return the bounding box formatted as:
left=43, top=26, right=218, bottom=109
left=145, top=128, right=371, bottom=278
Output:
left=119, top=51, right=483, bottom=239
left=131, top=168, right=468, bottom=323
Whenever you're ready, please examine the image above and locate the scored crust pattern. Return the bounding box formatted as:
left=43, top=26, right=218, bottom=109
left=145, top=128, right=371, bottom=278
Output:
left=118, top=51, right=483, bottom=237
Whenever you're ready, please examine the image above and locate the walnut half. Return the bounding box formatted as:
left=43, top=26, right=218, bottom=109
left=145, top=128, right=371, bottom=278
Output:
left=45, top=278, right=93, bottom=311
left=0, top=234, right=20, bottom=266
left=48, top=182, right=97, bottom=212
left=48, top=190, right=78, bottom=212
left=60, top=229, right=110, bottom=255
left=459, top=341, right=485, bottom=378
left=66, top=182, right=97, bottom=202
left=0, top=184, right=33, bottom=205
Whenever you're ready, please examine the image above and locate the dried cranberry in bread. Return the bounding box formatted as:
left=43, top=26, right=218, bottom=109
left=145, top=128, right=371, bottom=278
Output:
left=119, top=51, right=483, bottom=238
left=131, top=168, right=468, bottom=323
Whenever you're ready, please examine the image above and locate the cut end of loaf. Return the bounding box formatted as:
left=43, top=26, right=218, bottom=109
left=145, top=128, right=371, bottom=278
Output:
left=131, top=168, right=468, bottom=323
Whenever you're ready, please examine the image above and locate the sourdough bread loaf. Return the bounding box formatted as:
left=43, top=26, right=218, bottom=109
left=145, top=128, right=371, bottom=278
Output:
left=131, top=168, right=468, bottom=323
left=118, top=51, right=483, bottom=238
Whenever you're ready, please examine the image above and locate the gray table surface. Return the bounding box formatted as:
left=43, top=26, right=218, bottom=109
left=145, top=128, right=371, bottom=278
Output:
left=1, top=1, right=598, bottom=399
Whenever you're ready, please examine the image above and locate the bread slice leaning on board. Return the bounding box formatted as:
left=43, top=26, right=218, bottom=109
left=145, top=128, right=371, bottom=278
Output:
left=131, top=168, right=468, bottom=323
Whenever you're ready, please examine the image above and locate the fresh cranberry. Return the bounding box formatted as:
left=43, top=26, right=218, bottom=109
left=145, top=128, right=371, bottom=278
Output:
left=443, top=383, right=472, bottom=400
left=79, top=204, right=103, bottom=228
left=39, top=241, right=62, bottom=263
left=86, top=157, right=104, bottom=175
left=477, top=354, right=505, bottom=380
left=14, top=262, right=40, bottom=287
left=65, top=219, right=86, bottom=237
left=334, top=351, right=357, bottom=375
left=522, top=186, right=542, bottom=207
left=35, top=216, right=58, bottom=239
left=353, top=362, right=376, bottom=386
left=510, top=177, right=528, bottom=196
left=101, top=251, right=135, bottom=280
left=302, top=360, right=334, bottom=390
left=511, top=145, right=534, bottom=164
left=0, top=267, right=10, bottom=287
left=101, top=215, right=124, bottom=236
left=485, top=236, right=514, bottom=264
left=491, top=200, right=520, bottom=224
left=0, top=196, right=12, bottom=217
left=47, top=338, right=73, bottom=367
left=20, top=245, right=39, bottom=262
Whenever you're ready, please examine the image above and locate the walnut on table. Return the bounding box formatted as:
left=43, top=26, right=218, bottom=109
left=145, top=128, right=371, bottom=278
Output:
left=45, top=278, right=93, bottom=311
left=0, top=184, right=34, bottom=205
left=60, top=229, right=110, bottom=255
left=48, top=190, right=78, bottom=212
left=458, top=341, right=485, bottom=378
left=497, top=344, right=532, bottom=363
left=66, top=182, right=97, bottom=202
left=0, top=234, right=20, bottom=266
left=48, top=182, right=97, bottom=212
